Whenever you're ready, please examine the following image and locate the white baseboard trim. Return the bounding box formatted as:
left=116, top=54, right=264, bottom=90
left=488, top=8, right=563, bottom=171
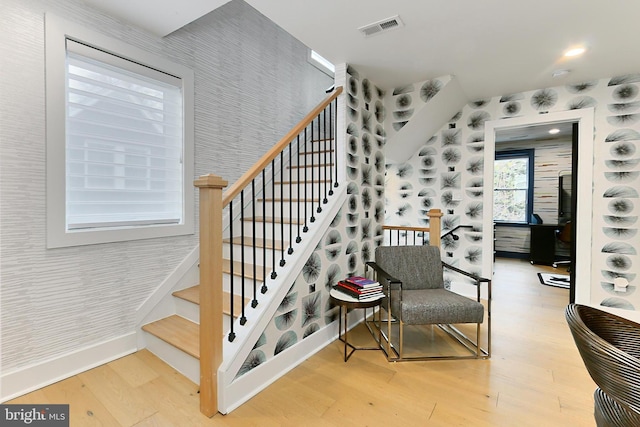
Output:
left=0, top=332, right=137, bottom=402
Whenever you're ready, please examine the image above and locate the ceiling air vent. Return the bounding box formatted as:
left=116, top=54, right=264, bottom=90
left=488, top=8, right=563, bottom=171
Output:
left=358, top=15, right=404, bottom=38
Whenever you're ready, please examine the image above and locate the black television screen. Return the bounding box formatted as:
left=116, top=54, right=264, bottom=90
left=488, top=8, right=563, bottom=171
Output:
left=558, top=174, right=572, bottom=224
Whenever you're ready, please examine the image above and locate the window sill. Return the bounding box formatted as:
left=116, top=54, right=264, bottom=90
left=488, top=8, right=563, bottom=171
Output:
left=494, top=222, right=531, bottom=228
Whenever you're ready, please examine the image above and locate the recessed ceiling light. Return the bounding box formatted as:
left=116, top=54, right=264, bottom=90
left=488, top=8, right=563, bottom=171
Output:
left=549, top=128, right=560, bottom=135
left=564, top=47, right=586, bottom=57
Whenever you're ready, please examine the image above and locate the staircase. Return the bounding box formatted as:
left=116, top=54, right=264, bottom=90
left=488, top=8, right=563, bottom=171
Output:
left=139, top=87, right=343, bottom=416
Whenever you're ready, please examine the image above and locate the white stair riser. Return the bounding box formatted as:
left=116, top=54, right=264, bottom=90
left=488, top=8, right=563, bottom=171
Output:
left=284, top=167, right=336, bottom=182
left=144, top=332, right=200, bottom=385
left=223, top=243, right=283, bottom=268
left=174, top=298, right=233, bottom=332
left=175, top=298, right=200, bottom=324
left=269, top=182, right=333, bottom=199
left=254, top=201, right=318, bottom=218
left=222, top=273, right=268, bottom=296
left=237, top=221, right=303, bottom=241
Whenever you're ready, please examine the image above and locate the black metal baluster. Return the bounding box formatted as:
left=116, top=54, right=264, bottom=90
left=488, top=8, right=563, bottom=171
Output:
left=310, top=121, right=316, bottom=222
left=333, top=99, right=339, bottom=190
left=296, top=135, right=302, bottom=244
left=271, top=160, right=277, bottom=279
left=240, top=191, right=247, bottom=325
left=303, top=127, right=309, bottom=232
left=288, top=144, right=293, bottom=255
left=316, top=116, right=322, bottom=214
left=251, top=180, right=258, bottom=308
left=329, top=101, right=334, bottom=196
left=228, top=203, right=235, bottom=342
left=262, top=170, right=267, bottom=293
left=279, top=152, right=285, bottom=267
left=323, top=107, right=328, bottom=205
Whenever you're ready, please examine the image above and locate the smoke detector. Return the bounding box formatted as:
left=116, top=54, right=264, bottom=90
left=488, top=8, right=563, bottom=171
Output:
left=358, top=15, right=404, bottom=38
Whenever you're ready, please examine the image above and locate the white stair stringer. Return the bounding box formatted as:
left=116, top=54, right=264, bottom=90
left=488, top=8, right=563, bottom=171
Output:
left=217, top=186, right=346, bottom=414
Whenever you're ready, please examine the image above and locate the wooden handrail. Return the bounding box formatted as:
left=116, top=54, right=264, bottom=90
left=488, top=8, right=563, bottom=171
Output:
left=382, top=225, right=431, bottom=232
left=382, top=209, right=442, bottom=248
left=222, top=86, right=343, bottom=206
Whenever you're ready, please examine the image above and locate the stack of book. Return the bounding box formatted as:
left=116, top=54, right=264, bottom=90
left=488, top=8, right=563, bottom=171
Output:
left=334, top=276, right=384, bottom=301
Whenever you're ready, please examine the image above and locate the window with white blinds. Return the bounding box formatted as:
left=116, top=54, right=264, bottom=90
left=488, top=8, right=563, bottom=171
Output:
left=45, top=14, right=194, bottom=248
left=65, top=41, right=183, bottom=230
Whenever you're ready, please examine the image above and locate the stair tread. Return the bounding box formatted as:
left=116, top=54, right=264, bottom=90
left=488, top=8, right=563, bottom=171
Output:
left=287, top=163, right=334, bottom=169
left=299, top=149, right=334, bottom=155
left=142, top=315, right=199, bottom=359
left=243, top=216, right=304, bottom=225
left=258, top=197, right=321, bottom=203
left=223, top=259, right=266, bottom=281
left=173, top=286, right=249, bottom=318
left=223, top=236, right=285, bottom=250
left=274, top=179, right=330, bottom=184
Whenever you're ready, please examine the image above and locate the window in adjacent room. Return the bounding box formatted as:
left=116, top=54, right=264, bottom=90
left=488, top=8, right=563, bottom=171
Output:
left=493, top=149, right=534, bottom=224
left=46, top=15, right=194, bottom=248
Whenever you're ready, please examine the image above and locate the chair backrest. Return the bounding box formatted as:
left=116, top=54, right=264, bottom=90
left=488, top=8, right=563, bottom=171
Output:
left=375, top=245, right=444, bottom=290
left=565, top=304, right=640, bottom=413
left=558, top=221, right=572, bottom=244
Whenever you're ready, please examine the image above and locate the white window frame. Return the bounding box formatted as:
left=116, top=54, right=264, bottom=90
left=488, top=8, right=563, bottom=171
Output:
left=308, top=50, right=335, bottom=77
left=45, top=14, right=195, bottom=248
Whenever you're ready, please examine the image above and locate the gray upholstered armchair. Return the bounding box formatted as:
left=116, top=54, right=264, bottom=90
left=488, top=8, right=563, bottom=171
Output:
left=366, top=245, right=491, bottom=361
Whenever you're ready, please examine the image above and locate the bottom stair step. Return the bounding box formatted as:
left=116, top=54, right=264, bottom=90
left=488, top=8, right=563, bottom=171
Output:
left=142, top=315, right=199, bottom=359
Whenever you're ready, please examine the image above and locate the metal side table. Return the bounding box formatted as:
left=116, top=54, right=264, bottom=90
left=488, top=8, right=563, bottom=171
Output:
left=329, top=288, right=382, bottom=362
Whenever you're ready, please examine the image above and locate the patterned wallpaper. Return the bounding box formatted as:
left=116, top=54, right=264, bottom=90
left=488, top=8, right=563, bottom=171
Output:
left=0, top=0, right=332, bottom=372
left=385, top=75, right=640, bottom=311
left=235, top=65, right=386, bottom=377
left=384, top=76, right=452, bottom=139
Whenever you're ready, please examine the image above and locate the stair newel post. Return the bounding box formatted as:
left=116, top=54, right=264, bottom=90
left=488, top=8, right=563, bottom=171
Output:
left=427, top=208, right=443, bottom=249
left=194, top=173, right=228, bottom=418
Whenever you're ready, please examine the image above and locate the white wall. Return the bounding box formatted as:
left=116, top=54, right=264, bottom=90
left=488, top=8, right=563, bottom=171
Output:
left=0, top=0, right=332, bottom=387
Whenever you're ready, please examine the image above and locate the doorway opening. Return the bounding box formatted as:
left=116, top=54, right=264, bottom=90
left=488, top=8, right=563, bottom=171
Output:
left=483, top=109, right=594, bottom=305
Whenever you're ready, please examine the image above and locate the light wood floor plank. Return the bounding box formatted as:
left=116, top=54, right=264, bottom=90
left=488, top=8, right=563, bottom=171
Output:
left=8, top=258, right=597, bottom=426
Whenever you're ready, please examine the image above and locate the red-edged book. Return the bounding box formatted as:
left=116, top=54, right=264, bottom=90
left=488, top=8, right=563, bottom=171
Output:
left=335, top=281, right=383, bottom=300
left=337, top=281, right=381, bottom=294
left=345, top=276, right=380, bottom=289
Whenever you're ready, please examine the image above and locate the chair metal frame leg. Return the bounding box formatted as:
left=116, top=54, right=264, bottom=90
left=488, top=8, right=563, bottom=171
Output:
left=373, top=309, right=491, bottom=362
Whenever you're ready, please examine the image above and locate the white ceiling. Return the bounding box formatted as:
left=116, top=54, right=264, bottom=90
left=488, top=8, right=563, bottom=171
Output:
left=83, top=0, right=640, bottom=100
left=496, top=122, right=574, bottom=144
left=81, top=0, right=231, bottom=36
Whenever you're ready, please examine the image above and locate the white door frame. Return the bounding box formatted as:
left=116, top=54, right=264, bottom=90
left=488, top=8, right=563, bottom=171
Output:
left=483, top=108, right=594, bottom=304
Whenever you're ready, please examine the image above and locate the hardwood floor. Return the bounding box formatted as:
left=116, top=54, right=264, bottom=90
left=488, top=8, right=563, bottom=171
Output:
left=8, top=258, right=596, bottom=426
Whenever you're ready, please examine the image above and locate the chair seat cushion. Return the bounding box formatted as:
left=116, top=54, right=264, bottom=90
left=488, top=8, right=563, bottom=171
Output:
left=385, top=288, right=484, bottom=325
